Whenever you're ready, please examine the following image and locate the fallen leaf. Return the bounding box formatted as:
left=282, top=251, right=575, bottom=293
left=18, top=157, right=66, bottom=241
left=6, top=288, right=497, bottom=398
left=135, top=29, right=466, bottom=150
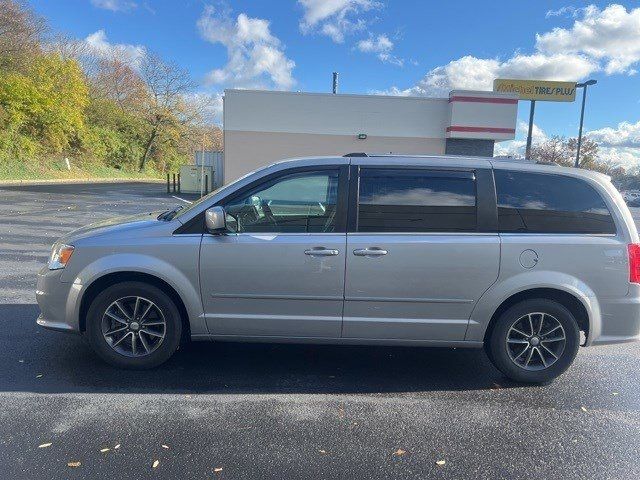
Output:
left=214, top=467, right=223, bottom=473
left=436, top=460, right=446, bottom=466
left=114, top=444, right=121, bottom=449
left=152, top=460, right=160, bottom=469
left=161, top=444, right=169, bottom=449
left=580, top=406, right=588, bottom=412
left=100, top=448, right=110, bottom=453
left=392, top=449, right=406, bottom=456
left=67, top=461, right=81, bottom=468
left=38, top=443, right=52, bottom=448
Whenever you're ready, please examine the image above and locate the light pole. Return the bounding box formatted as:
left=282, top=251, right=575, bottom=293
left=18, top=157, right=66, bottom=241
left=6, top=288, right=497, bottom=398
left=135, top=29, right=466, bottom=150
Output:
left=574, top=79, right=597, bottom=168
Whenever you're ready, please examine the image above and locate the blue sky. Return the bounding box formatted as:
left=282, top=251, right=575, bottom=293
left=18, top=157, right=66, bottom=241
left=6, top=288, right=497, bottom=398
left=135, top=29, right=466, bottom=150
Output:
left=30, top=0, right=640, bottom=168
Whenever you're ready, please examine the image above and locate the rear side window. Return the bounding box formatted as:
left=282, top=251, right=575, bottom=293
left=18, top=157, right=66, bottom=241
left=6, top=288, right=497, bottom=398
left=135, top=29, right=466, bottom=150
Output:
left=494, top=170, right=615, bottom=234
left=357, top=168, right=477, bottom=232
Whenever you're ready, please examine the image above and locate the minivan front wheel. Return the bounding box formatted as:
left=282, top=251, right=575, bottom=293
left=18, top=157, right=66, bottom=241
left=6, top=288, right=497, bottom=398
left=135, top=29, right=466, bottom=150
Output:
left=487, top=299, right=580, bottom=383
left=86, top=281, right=182, bottom=369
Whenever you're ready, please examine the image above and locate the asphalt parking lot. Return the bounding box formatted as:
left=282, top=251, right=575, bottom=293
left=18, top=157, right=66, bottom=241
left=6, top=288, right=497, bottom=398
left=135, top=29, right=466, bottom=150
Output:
left=1, top=181, right=640, bottom=479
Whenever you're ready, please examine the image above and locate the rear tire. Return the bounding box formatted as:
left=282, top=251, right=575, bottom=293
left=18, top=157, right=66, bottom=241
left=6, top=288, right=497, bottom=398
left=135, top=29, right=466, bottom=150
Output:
left=85, top=281, right=182, bottom=369
left=487, top=299, right=580, bottom=383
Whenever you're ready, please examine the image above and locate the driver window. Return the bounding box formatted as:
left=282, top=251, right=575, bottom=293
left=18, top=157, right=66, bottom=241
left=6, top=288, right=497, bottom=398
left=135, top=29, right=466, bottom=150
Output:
left=223, top=170, right=339, bottom=233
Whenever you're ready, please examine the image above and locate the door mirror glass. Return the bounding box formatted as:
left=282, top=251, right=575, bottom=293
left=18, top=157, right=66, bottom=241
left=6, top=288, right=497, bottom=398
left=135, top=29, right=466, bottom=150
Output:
left=205, top=206, right=227, bottom=233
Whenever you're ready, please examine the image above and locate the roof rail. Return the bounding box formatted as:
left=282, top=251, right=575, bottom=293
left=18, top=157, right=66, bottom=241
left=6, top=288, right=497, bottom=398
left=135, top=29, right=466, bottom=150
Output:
left=343, top=152, right=368, bottom=157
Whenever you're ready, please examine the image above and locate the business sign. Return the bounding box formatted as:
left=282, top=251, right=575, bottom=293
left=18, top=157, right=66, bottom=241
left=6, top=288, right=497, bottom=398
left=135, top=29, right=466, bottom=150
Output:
left=493, top=79, right=576, bottom=102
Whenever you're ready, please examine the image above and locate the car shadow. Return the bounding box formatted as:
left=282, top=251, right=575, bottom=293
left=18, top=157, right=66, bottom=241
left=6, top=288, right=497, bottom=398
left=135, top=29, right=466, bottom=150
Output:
left=1, top=304, right=517, bottom=395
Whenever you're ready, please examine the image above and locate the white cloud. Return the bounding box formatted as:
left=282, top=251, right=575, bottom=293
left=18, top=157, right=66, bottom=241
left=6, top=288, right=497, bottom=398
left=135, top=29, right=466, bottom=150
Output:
left=357, top=34, right=392, bottom=53
left=598, top=146, right=640, bottom=169
left=298, top=0, right=382, bottom=43
left=198, top=6, right=295, bottom=90
left=83, top=30, right=146, bottom=66
left=379, top=53, right=597, bottom=97
left=587, top=120, right=640, bottom=169
left=494, top=120, right=640, bottom=169
left=545, top=6, right=577, bottom=18
left=381, top=4, right=639, bottom=97
left=356, top=34, right=403, bottom=66
left=536, top=4, right=640, bottom=75
left=91, top=0, right=137, bottom=12
left=587, top=120, right=640, bottom=148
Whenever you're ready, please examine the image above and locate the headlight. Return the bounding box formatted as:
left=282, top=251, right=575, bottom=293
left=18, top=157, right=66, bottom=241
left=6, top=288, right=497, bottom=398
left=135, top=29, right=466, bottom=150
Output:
left=49, top=244, right=74, bottom=270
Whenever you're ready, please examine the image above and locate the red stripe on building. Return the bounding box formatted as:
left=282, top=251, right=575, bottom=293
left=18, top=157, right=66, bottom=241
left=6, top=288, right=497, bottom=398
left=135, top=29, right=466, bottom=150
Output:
left=449, top=96, right=518, bottom=104
left=446, top=126, right=516, bottom=134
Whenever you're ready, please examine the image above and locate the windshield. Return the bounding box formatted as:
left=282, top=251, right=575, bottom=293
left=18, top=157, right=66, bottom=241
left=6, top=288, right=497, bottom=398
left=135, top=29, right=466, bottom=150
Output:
left=169, top=163, right=274, bottom=221
left=167, top=184, right=227, bottom=220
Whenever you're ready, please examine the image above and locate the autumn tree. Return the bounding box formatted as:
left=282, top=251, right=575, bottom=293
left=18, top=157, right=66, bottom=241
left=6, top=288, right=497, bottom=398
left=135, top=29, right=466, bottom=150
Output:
left=530, top=136, right=572, bottom=165
left=137, top=53, right=195, bottom=171
left=0, top=0, right=46, bottom=71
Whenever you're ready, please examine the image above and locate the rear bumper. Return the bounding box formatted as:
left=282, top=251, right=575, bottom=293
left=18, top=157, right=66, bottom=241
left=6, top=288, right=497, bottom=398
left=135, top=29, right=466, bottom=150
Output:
left=35, top=266, right=80, bottom=333
left=590, top=294, right=640, bottom=346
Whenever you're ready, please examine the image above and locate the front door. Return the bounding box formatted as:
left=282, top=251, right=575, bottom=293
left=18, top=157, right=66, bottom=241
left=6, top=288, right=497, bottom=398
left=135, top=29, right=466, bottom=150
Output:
left=343, top=167, right=500, bottom=341
left=200, top=166, right=348, bottom=338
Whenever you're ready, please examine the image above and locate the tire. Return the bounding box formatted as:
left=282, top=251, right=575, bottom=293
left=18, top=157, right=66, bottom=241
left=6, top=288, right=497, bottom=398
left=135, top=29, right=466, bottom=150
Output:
left=487, top=299, right=580, bottom=384
left=85, top=281, right=182, bottom=369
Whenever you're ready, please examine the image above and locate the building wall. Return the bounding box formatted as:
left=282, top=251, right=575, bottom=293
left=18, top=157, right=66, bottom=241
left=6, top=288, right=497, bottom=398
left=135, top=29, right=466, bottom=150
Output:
left=224, top=90, right=450, bottom=183
left=223, top=89, right=518, bottom=184
left=225, top=130, right=445, bottom=182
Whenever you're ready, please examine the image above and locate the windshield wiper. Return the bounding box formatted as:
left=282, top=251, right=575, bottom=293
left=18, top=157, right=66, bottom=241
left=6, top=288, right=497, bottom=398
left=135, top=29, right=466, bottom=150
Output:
left=157, top=205, right=184, bottom=221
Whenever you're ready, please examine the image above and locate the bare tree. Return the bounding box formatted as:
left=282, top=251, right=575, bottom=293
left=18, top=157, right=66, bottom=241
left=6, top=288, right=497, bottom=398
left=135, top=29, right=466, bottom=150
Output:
left=91, top=56, right=147, bottom=113
left=530, top=136, right=572, bottom=165
left=0, top=0, right=47, bottom=70
left=137, top=53, right=195, bottom=171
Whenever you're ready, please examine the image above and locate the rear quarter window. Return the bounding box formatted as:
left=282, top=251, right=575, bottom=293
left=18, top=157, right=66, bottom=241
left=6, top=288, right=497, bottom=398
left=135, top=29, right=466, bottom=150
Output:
left=494, top=170, right=616, bottom=234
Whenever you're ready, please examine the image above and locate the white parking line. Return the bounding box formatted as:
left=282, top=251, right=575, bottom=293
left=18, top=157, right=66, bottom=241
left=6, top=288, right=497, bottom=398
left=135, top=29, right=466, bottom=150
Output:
left=172, top=195, right=193, bottom=204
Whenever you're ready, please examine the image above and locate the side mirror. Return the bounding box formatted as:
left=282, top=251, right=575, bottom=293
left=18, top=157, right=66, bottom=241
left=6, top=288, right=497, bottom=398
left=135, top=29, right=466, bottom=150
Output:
left=205, top=206, right=227, bottom=233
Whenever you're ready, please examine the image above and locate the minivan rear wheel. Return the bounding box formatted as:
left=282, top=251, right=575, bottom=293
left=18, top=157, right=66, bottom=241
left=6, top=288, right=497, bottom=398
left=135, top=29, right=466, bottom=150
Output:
left=85, top=281, right=182, bottom=369
left=487, top=299, right=580, bottom=383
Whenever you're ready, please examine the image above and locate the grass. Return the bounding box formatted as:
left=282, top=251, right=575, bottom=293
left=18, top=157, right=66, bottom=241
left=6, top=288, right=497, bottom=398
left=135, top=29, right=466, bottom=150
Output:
left=0, top=156, right=164, bottom=182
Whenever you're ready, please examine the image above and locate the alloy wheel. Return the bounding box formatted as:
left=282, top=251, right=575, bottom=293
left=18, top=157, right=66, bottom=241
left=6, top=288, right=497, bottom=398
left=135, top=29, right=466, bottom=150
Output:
left=101, top=296, right=166, bottom=357
left=506, top=312, right=566, bottom=371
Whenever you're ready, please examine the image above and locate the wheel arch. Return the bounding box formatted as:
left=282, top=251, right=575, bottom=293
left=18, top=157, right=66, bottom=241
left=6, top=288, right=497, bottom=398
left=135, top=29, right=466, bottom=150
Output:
left=482, top=288, right=590, bottom=345
left=79, top=271, right=191, bottom=343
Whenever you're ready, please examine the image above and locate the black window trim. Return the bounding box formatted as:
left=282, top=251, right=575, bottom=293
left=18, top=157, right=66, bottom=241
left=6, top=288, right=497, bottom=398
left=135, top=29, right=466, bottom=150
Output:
left=348, top=165, right=497, bottom=234
left=492, top=168, right=617, bottom=235
left=174, top=164, right=349, bottom=235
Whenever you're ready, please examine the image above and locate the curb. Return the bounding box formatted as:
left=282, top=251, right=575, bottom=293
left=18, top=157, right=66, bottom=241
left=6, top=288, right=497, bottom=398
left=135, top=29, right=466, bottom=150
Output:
left=0, top=178, right=164, bottom=187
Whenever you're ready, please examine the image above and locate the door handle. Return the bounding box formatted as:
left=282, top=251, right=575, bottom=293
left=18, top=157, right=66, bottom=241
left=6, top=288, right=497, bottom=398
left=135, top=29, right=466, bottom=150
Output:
left=304, top=248, right=339, bottom=256
left=353, top=248, right=388, bottom=257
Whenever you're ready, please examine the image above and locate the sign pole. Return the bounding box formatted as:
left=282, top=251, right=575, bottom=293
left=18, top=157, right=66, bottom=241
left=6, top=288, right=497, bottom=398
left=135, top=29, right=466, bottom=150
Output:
left=200, top=133, right=205, bottom=198
left=575, top=85, right=588, bottom=168
left=525, top=100, right=536, bottom=160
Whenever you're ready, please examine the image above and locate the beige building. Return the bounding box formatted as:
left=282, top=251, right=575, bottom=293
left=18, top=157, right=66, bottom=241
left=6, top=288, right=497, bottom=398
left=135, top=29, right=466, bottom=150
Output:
left=222, top=89, right=518, bottom=184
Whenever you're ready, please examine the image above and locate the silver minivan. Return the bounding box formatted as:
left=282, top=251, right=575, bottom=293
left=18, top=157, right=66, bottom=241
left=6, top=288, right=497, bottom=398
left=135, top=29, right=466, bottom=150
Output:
left=36, top=154, right=640, bottom=383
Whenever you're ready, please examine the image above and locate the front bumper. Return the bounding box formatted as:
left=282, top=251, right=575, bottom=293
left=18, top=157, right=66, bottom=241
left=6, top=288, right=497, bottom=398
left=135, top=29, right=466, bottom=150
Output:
left=35, top=266, right=80, bottom=334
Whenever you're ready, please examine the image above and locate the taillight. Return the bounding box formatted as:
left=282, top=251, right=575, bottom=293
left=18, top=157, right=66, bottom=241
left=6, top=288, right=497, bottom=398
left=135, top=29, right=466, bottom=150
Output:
left=628, top=244, right=640, bottom=283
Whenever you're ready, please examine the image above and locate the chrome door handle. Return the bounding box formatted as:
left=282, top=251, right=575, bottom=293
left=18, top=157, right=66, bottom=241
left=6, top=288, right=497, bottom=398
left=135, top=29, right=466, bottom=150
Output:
left=304, top=248, right=339, bottom=256
left=353, top=248, right=388, bottom=256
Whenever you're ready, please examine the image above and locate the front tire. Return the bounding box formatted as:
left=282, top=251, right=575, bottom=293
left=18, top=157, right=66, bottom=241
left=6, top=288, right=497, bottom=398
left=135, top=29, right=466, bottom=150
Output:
left=85, top=281, right=182, bottom=369
left=487, top=299, right=580, bottom=383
